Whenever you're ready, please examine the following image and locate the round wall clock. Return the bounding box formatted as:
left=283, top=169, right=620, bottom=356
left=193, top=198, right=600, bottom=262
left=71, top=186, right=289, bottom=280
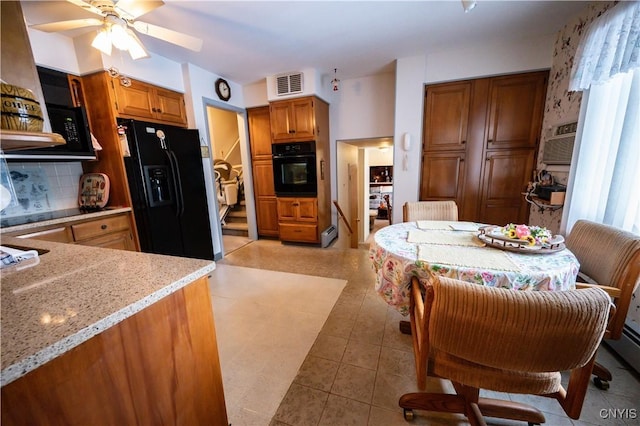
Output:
left=215, top=78, right=231, bottom=101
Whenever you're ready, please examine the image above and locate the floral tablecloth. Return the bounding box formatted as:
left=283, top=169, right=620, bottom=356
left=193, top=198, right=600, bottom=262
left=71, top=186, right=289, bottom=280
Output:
left=369, top=222, right=580, bottom=316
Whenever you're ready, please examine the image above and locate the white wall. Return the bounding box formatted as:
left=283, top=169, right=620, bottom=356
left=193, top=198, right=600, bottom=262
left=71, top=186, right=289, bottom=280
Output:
left=368, top=148, right=393, bottom=166
left=424, top=34, right=555, bottom=84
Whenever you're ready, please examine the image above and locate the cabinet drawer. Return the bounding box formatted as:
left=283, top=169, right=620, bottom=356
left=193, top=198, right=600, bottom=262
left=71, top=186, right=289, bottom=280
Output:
left=71, top=215, right=130, bottom=241
left=279, top=223, right=318, bottom=243
left=14, top=226, right=73, bottom=243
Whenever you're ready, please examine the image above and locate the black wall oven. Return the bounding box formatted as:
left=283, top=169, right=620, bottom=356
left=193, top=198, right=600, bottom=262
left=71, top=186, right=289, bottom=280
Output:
left=272, top=141, right=317, bottom=196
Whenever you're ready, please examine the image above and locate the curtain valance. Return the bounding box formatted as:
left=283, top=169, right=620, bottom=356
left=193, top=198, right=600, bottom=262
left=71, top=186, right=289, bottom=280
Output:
left=569, top=1, right=640, bottom=91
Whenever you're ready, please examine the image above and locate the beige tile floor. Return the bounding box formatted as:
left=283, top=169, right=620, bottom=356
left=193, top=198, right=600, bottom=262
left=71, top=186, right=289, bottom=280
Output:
left=216, top=238, right=640, bottom=426
left=209, top=264, right=347, bottom=425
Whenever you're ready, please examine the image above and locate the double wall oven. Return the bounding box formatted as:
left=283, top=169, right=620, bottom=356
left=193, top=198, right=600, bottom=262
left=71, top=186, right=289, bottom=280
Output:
left=272, top=141, right=317, bottom=196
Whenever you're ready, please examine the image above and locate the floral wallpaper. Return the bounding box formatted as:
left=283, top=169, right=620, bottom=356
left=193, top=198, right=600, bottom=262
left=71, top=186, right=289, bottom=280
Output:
left=531, top=1, right=640, bottom=333
left=530, top=1, right=615, bottom=235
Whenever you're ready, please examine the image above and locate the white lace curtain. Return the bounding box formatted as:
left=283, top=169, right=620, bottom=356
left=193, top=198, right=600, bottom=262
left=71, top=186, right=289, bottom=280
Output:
left=569, top=1, right=640, bottom=91
left=563, top=1, right=640, bottom=235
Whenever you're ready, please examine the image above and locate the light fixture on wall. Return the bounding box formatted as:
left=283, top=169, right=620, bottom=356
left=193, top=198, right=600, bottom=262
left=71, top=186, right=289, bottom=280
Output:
left=91, top=15, right=149, bottom=59
left=461, top=0, right=477, bottom=13
left=331, top=68, right=340, bottom=92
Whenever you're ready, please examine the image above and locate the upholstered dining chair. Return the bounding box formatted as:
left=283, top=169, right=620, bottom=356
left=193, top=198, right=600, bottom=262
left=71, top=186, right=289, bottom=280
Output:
left=400, top=276, right=612, bottom=425
left=565, top=219, right=640, bottom=390
left=402, top=201, right=458, bottom=222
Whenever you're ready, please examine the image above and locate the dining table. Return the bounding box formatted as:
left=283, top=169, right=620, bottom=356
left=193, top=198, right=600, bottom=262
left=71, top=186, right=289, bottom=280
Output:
left=369, top=220, right=580, bottom=317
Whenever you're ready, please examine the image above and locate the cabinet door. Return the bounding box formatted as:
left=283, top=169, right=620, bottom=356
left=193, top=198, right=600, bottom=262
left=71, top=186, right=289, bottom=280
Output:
left=255, top=198, right=279, bottom=237
left=270, top=102, right=294, bottom=141
left=112, top=79, right=155, bottom=120
left=253, top=160, right=275, bottom=197
left=423, top=82, right=471, bottom=151
left=419, top=151, right=466, bottom=209
left=155, top=88, right=187, bottom=126
left=79, top=230, right=136, bottom=251
left=479, top=149, right=535, bottom=225
left=486, top=72, right=547, bottom=150
left=296, top=198, right=318, bottom=222
left=276, top=198, right=297, bottom=221
left=248, top=106, right=272, bottom=160
left=290, top=98, right=315, bottom=140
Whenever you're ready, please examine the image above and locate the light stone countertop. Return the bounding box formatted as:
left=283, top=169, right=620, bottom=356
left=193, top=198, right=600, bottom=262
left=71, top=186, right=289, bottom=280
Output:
left=0, top=236, right=216, bottom=387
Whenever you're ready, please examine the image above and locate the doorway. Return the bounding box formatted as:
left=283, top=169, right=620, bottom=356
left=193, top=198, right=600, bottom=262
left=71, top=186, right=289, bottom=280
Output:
left=203, top=102, right=256, bottom=257
left=334, top=137, right=394, bottom=249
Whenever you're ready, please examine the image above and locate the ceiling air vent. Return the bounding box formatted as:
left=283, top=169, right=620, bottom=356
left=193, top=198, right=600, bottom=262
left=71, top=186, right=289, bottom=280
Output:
left=542, top=121, right=577, bottom=165
left=276, top=72, right=303, bottom=96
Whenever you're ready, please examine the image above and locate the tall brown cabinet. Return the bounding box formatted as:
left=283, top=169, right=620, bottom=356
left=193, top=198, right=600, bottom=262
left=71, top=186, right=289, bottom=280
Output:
left=420, top=71, right=548, bottom=225
left=248, top=96, right=330, bottom=243
left=248, top=106, right=279, bottom=237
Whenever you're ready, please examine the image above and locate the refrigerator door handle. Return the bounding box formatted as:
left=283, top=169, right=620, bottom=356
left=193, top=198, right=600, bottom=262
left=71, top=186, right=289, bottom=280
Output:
left=164, top=150, right=181, bottom=217
left=169, top=150, right=186, bottom=217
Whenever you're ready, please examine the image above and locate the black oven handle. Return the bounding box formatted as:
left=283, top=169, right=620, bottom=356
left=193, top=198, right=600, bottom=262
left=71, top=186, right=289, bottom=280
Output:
left=273, top=154, right=315, bottom=159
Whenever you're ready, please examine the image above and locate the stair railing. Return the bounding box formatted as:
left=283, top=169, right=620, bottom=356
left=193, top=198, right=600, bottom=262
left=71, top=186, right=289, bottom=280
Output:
left=332, top=200, right=353, bottom=235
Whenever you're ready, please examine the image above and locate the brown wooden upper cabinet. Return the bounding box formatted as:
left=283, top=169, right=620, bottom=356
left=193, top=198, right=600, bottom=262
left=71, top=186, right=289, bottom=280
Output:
left=423, top=81, right=471, bottom=152
left=485, top=73, right=547, bottom=150
left=111, top=77, right=187, bottom=127
left=421, top=70, right=548, bottom=225
left=270, top=97, right=317, bottom=142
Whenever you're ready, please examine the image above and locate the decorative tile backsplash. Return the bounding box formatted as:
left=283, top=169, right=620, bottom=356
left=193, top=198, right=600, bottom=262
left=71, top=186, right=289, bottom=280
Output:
left=1, top=162, right=83, bottom=218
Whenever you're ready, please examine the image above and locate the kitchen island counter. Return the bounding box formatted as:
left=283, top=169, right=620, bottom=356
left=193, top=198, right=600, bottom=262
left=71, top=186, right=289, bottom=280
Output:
left=1, top=236, right=226, bottom=425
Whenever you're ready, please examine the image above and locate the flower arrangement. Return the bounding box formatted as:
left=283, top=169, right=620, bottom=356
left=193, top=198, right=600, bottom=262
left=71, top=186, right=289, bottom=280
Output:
left=501, top=223, right=552, bottom=246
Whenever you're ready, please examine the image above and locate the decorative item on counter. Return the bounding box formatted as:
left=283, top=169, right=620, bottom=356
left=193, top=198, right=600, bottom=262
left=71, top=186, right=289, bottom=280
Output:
left=0, top=82, right=44, bottom=132
left=78, top=173, right=110, bottom=210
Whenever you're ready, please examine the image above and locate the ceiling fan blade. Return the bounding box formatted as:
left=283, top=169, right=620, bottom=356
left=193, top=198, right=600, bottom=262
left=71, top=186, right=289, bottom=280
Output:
left=115, top=0, right=164, bottom=20
left=132, top=21, right=203, bottom=52
left=65, top=0, right=105, bottom=16
left=30, top=18, right=103, bottom=32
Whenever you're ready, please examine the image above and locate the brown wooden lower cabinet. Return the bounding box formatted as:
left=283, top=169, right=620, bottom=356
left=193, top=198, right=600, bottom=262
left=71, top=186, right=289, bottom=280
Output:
left=1, top=276, right=228, bottom=426
left=6, top=212, right=137, bottom=251
left=277, top=197, right=319, bottom=243
left=479, top=148, right=536, bottom=225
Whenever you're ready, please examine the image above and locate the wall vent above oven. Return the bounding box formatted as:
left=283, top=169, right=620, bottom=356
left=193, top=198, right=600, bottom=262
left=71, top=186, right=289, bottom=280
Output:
left=276, top=72, right=304, bottom=96
left=542, top=121, right=577, bottom=165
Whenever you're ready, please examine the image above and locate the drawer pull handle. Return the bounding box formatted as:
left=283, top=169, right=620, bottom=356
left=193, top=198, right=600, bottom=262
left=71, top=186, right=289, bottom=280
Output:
left=101, top=224, right=108, bottom=230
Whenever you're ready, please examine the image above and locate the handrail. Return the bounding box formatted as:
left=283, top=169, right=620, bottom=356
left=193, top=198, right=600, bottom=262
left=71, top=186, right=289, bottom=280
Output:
left=223, top=137, right=241, bottom=163
left=333, top=200, right=354, bottom=235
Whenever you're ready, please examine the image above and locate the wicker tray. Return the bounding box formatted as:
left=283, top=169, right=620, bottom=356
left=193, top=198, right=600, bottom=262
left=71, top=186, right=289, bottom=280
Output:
left=478, top=226, right=566, bottom=254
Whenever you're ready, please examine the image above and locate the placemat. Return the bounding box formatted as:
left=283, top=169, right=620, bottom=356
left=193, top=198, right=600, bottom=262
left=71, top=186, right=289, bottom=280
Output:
left=417, top=245, right=521, bottom=272
left=416, top=220, right=457, bottom=230
left=408, top=230, right=485, bottom=247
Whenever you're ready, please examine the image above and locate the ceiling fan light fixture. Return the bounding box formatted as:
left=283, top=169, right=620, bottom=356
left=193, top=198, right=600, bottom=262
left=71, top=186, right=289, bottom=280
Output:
left=109, top=22, right=130, bottom=50
left=125, top=29, right=150, bottom=60
left=91, top=27, right=113, bottom=55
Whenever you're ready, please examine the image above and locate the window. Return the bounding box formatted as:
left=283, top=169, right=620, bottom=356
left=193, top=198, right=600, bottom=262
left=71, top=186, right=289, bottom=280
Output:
left=564, top=2, right=640, bottom=234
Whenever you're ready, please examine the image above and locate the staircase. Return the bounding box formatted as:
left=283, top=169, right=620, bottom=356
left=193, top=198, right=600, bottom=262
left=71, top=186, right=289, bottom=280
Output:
left=221, top=199, right=248, bottom=236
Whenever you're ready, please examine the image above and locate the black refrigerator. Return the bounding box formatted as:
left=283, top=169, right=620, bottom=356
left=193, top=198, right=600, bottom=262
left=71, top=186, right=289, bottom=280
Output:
left=120, top=118, right=214, bottom=260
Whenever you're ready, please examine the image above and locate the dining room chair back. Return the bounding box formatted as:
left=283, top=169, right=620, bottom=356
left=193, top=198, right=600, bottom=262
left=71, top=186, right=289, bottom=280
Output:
left=400, top=275, right=612, bottom=424
left=565, top=219, right=640, bottom=389
left=402, top=201, right=458, bottom=222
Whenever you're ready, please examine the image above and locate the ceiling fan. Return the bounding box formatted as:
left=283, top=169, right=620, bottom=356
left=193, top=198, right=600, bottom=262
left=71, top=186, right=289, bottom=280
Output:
left=29, top=0, right=203, bottom=59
